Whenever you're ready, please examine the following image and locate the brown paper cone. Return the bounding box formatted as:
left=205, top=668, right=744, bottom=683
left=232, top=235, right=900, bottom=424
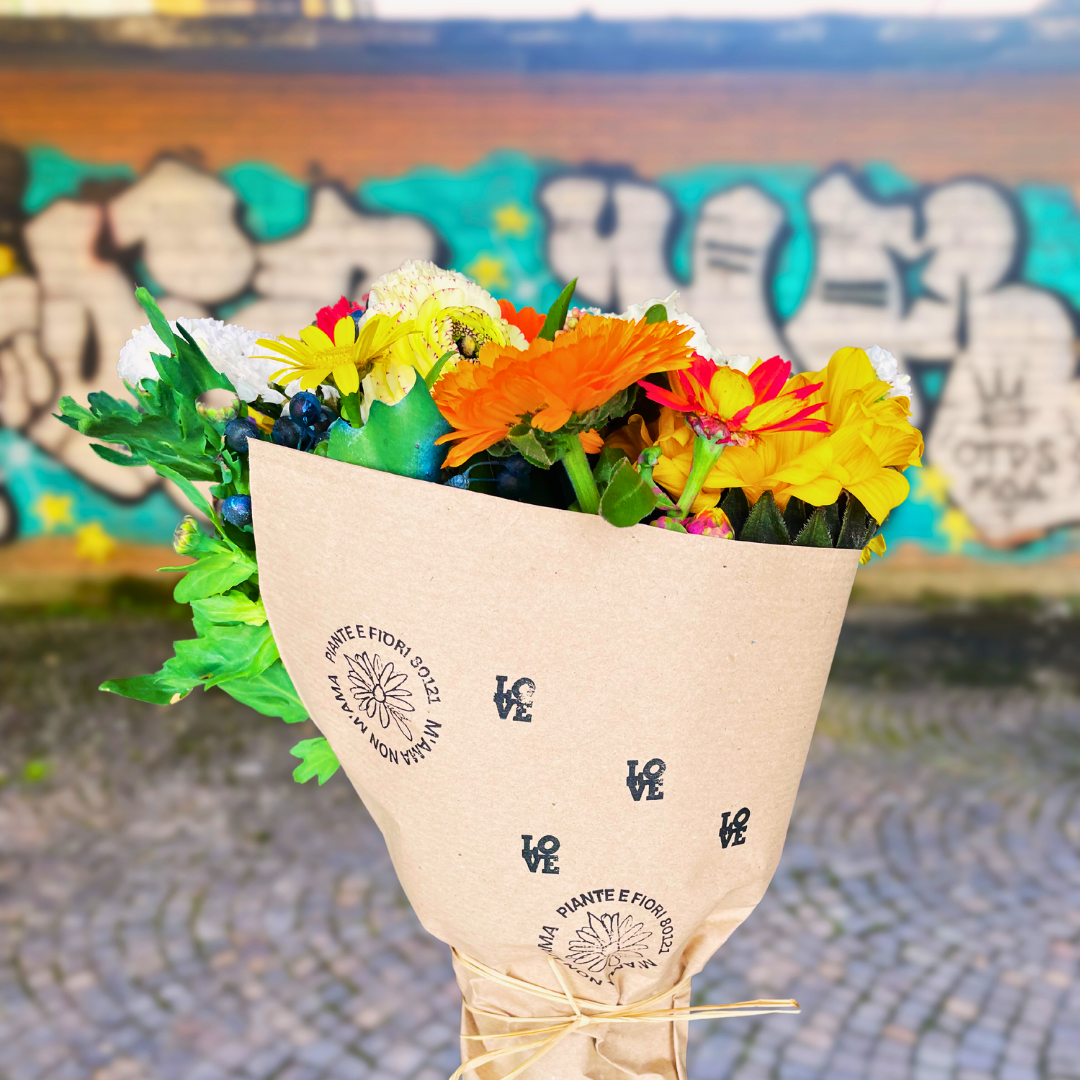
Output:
left=249, top=441, right=860, bottom=1080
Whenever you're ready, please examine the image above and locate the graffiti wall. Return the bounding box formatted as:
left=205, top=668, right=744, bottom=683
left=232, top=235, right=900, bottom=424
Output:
left=2, top=143, right=1080, bottom=561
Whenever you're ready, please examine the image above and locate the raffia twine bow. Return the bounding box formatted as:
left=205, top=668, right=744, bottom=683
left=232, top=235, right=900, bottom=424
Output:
left=450, top=948, right=799, bottom=1080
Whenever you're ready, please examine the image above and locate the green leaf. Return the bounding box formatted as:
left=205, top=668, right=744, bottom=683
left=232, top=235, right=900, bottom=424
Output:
left=154, top=462, right=215, bottom=520
left=172, top=621, right=278, bottom=688
left=644, top=303, right=668, bottom=324
left=424, top=349, right=457, bottom=390
left=536, top=278, right=577, bottom=341
left=100, top=658, right=199, bottom=705
left=837, top=493, right=872, bottom=550
left=190, top=591, right=266, bottom=626
left=56, top=396, right=94, bottom=428
left=720, top=487, right=750, bottom=537
left=740, top=490, right=791, bottom=545
left=794, top=507, right=835, bottom=548
left=90, top=443, right=147, bottom=468
left=290, top=737, right=341, bottom=785
left=599, top=459, right=657, bottom=528
left=219, top=661, right=307, bottom=723
left=135, top=287, right=177, bottom=356
left=173, top=551, right=257, bottom=603
left=571, top=384, right=638, bottom=434
left=783, top=496, right=808, bottom=538
left=173, top=323, right=233, bottom=395
left=62, top=408, right=221, bottom=482
left=507, top=428, right=555, bottom=469
left=328, top=376, right=452, bottom=482
left=591, top=446, right=629, bottom=492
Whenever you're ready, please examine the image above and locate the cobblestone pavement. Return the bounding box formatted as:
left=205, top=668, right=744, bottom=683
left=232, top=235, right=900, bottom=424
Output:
left=1, top=609, right=1079, bottom=1080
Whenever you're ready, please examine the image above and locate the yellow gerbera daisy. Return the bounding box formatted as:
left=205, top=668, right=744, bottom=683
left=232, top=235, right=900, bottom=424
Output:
left=256, top=313, right=417, bottom=397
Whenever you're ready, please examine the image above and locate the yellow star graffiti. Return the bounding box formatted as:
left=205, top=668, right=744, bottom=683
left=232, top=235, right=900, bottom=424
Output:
left=465, top=254, right=509, bottom=292
left=914, top=464, right=952, bottom=506
left=940, top=507, right=978, bottom=553
left=34, top=492, right=75, bottom=533
left=75, top=522, right=117, bottom=564
left=492, top=202, right=532, bottom=238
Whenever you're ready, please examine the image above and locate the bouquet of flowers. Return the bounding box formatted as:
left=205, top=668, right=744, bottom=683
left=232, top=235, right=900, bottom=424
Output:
left=60, top=260, right=922, bottom=1080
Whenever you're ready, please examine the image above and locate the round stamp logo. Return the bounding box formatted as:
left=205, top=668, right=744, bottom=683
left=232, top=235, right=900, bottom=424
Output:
left=323, top=622, right=442, bottom=766
left=537, top=887, right=675, bottom=985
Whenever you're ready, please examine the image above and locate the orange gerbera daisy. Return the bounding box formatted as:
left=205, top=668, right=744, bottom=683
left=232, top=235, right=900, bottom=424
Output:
left=433, top=314, right=694, bottom=468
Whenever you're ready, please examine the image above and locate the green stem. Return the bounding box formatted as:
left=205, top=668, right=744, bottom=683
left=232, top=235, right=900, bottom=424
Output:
left=677, top=436, right=726, bottom=516
left=561, top=435, right=601, bottom=515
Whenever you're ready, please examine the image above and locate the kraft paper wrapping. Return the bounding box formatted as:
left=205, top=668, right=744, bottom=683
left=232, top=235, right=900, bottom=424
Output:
left=249, top=440, right=860, bottom=1080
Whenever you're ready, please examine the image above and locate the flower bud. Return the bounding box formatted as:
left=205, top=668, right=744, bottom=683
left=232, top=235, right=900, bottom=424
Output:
left=172, top=515, right=201, bottom=555
left=196, top=395, right=240, bottom=423
left=686, top=508, right=734, bottom=539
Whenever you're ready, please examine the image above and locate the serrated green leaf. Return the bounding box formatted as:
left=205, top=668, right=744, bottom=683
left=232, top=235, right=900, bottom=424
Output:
left=837, top=493, right=872, bottom=550
left=328, top=376, right=451, bottom=482
left=572, top=384, right=638, bottom=434
left=173, top=551, right=257, bottom=603
left=740, top=490, right=791, bottom=545
left=537, top=278, right=577, bottom=342
left=599, top=459, right=657, bottom=527
left=86, top=391, right=142, bottom=421
left=794, top=507, right=835, bottom=548
left=290, top=737, right=341, bottom=785
left=56, top=396, right=93, bottom=428
left=508, top=428, right=555, bottom=468
left=174, top=323, right=233, bottom=396
left=90, top=443, right=147, bottom=468
left=190, top=591, right=266, bottom=626
left=219, top=661, right=307, bottom=723
left=65, top=409, right=221, bottom=482
left=644, top=303, right=668, bottom=323
left=720, top=487, right=750, bottom=537
left=135, top=287, right=177, bottom=355
left=484, top=439, right=514, bottom=458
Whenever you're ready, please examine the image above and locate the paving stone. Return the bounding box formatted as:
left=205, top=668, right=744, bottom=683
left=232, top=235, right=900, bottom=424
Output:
left=4, top=618, right=1080, bottom=1080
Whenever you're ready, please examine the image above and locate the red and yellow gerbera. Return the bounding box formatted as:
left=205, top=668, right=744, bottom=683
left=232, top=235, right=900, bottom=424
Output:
left=639, top=354, right=829, bottom=446
left=433, top=314, right=694, bottom=468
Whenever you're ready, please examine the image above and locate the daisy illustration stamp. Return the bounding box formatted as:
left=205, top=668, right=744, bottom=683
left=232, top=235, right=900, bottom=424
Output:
left=537, top=887, right=676, bottom=985
left=323, top=623, right=443, bottom=766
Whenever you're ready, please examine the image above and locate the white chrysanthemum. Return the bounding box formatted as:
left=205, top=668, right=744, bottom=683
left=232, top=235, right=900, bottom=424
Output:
left=117, top=317, right=282, bottom=403
left=366, top=259, right=503, bottom=322
left=715, top=352, right=755, bottom=374
left=618, top=292, right=721, bottom=363
left=867, top=345, right=913, bottom=400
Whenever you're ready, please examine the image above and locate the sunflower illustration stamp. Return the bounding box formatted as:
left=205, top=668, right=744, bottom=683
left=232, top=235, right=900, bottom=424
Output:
left=537, top=887, right=675, bottom=985
left=323, top=623, right=443, bottom=766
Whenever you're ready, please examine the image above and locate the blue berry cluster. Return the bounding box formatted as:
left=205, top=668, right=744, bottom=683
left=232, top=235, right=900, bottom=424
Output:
left=272, top=391, right=335, bottom=452
left=218, top=391, right=339, bottom=533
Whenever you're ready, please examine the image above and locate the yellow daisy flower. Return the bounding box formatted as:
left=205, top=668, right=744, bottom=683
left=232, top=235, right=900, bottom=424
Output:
left=256, top=313, right=417, bottom=397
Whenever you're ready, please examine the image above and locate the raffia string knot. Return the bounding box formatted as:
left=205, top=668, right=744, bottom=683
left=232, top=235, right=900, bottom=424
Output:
left=450, top=948, right=799, bottom=1080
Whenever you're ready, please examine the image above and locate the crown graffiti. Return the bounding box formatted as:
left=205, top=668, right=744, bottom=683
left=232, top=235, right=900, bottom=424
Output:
left=973, top=370, right=1033, bottom=429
